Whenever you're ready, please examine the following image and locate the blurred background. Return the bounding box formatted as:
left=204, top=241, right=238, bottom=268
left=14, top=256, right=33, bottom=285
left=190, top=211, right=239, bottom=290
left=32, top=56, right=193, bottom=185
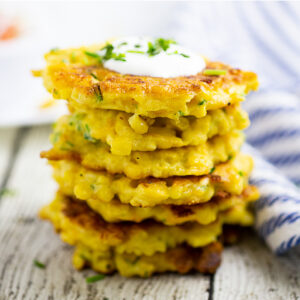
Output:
left=1, top=1, right=300, bottom=127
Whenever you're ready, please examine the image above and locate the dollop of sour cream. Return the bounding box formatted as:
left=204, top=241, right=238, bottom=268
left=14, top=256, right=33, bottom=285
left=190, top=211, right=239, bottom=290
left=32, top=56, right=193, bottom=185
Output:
left=101, top=37, right=206, bottom=78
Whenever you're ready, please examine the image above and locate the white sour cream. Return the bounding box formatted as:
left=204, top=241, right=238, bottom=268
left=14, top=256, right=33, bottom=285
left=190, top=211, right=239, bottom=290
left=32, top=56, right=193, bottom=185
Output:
left=101, top=37, right=206, bottom=78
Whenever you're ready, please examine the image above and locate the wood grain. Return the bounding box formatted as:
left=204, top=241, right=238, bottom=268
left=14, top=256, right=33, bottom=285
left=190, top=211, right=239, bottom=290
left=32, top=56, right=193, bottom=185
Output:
left=0, top=126, right=299, bottom=300
left=213, top=232, right=300, bottom=300
left=0, top=128, right=17, bottom=185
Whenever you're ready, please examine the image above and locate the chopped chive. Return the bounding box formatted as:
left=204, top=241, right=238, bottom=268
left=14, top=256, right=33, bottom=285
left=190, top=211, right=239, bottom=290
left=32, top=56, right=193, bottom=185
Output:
left=86, top=274, right=105, bottom=283
left=147, top=41, right=158, bottom=56
left=228, top=155, right=233, bottom=160
left=90, top=184, right=96, bottom=190
left=203, top=69, right=227, bottom=76
left=198, top=100, right=207, bottom=106
left=66, top=141, right=74, bottom=148
left=118, top=42, right=127, bottom=47
left=70, top=52, right=76, bottom=62
left=180, top=53, right=190, bottom=58
left=238, top=171, right=244, bottom=177
left=34, top=260, right=46, bottom=269
left=94, top=85, right=103, bottom=102
left=84, top=51, right=103, bottom=63
left=134, top=44, right=141, bottom=48
left=167, top=50, right=179, bottom=55
left=84, top=51, right=101, bottom=58
left=90, top=73, right=99, bottom=80
left=209, top=167, right=215, bottom=174
left=50, top=47, right=59, bottom=53
left=114, top=53, right=126, bottom=61
left=156, top=38, right=176, bottom=51
left=51, top=131, right=61, bottom=144
left=178, top=110, right=185, bottom=117
left=127, top=50, right=145, bottom=54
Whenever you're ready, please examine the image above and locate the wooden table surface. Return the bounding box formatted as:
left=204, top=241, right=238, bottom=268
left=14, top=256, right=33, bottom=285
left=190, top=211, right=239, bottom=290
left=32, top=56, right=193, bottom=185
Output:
left=0, top=126, right=300, bottom=300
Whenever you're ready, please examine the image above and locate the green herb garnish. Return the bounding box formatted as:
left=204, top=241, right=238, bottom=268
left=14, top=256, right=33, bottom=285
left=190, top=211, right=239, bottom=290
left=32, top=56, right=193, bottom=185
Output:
left=147, top=41, right=159, bottom=56
left=51, top=131, right=61, bottom=144
left=178, top=110, right=185, bottom=117
left=118, top=42, right=128, bottom=47
left=198, top=100, right=207, bottom=106
left=156, top=38, right=176, bottom=51
left=65, top=141, right=74, bottom=148
left=34, top=260, right=46, bottom=269
left=101, top=44, right=126, bottom=61
left=94, top=85, right=103, bottom=102
left=203, top=69, right=227, bottom=76
left=84, top=51, right=103, bottom=63
left=86, top=274, right=105, bottom=283
left=180, top=53, right=190, bottom=58
left=90, top=73, right=99, bottom=80
left=238, top=171, right=244, bottom=177
left=50, top=47, right=59, bottom=53
left=127, top=50, right=145, bottom=54
left=134, top=44, right=141, bottom=48
left=69, top=114, right=99, bottom=143
left=209, top=167, right=215, bottom=174
left=147, top=38, right=177, bottom=56
left=70, top=52, right=76, bottom=62
left=83, top=124, right=98, bottom=143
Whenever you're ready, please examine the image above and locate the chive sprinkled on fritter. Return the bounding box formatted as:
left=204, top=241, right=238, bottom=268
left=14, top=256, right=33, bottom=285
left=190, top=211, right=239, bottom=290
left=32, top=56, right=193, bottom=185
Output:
left=209, top=167, right=216, bottom=174
left=84, top=51, right=103, bottom=63
left=94, top=85, right=103, bottom=102
left=127, top=50, right=145, bottom=54
left=90, top=72, right=99, bottom=80
left=203, top=69, right=227, bottom=76
left=198, top=100, right=207, bottom=106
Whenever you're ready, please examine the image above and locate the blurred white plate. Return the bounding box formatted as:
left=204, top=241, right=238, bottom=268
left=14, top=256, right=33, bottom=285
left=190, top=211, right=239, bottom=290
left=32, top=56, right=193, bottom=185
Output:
left=0, top=4, right=68, bottom=128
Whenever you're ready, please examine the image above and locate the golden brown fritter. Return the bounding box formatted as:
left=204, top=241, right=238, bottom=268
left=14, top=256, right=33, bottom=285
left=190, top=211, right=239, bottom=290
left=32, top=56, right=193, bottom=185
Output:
left=40, top=192, right=254, bottom=256
left=72, top=242, right=223, bottom=277
left=58, top=185, right=259, bottom=225
left=50, top=153, right=255, bottom=207
left=41, top=127, right=244, bottom=179
left=37, top=44, right=258, bottom=119
left=64, top=103, right=249, bottom=155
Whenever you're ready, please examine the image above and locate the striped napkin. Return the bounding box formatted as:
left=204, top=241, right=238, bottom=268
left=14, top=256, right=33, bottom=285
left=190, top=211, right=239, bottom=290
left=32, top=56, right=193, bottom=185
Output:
left=171, top=1, right=300, bottom=253
left=243, top=92, right=300, bottom=253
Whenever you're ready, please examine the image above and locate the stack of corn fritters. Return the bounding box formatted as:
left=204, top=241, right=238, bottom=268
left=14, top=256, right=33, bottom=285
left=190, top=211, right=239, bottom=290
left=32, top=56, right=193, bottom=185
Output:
left=37, top=41, right=259, bottom=277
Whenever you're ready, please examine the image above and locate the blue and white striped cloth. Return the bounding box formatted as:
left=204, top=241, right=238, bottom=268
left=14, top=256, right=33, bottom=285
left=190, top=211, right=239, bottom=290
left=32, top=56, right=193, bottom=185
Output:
left=170, top=1, right=300, bottom=253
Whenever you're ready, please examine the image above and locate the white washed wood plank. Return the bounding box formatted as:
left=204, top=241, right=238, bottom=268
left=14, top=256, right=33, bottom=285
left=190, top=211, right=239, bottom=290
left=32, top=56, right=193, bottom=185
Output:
left=213, top=232, right=300, bottom=300
left=0, top=126, right=210, bottom=300
left=0, top=128, right=17, bottom=183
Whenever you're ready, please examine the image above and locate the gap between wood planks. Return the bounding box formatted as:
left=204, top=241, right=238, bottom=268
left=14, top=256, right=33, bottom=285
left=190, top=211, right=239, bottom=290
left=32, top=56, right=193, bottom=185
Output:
left=0, top=127, right=29, bottom=203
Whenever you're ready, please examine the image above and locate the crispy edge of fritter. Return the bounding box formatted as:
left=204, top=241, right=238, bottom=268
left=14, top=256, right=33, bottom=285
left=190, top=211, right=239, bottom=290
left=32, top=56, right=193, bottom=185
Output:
left=73, top=241, right=223, bottom=277
left=39, top=45, right=259, bottom=118
left=58, top=185, right=259, bottom=225
left=40, top=130, right=244, bottom=179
